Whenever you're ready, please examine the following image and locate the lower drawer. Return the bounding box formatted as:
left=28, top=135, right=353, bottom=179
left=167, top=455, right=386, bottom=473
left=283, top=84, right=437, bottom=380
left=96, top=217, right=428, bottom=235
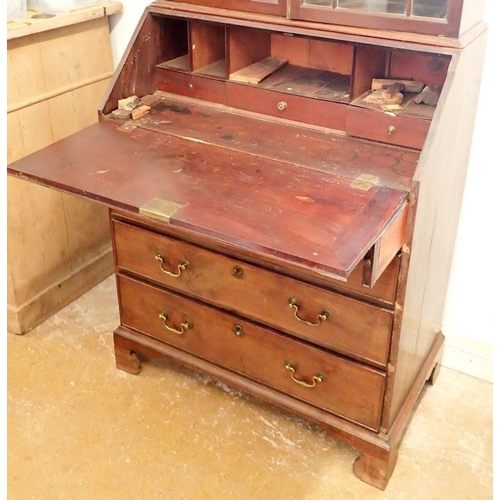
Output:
left=113, top=220, right=394, bottom=367
left=118, top=274, right=386, bottom=431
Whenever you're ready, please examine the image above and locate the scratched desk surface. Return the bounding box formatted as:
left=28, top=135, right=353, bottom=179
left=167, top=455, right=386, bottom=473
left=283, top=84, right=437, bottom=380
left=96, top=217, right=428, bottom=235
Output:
left=8, top=96, right=416, bottom=279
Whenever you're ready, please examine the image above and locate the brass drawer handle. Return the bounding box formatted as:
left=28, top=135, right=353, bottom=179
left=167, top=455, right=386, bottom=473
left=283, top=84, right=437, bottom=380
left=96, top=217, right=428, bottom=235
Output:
left=155, top=253, right=189, bottom=278
left=158, top=312, right=192, bottom=335
left=288, top=298, right=330, bottom=327
left=285, top=361, right=326, bottom=388
left=387, top=125, right=396, bottom=135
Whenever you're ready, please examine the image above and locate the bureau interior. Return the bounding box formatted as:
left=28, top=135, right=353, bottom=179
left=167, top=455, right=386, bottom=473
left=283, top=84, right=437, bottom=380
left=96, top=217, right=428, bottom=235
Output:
left=227, top=27, right=353, bottom=104
left=98, top=11, right=454, bottom=151
left=148, top=15, right=451, bottom=134
left=158, top=19, right=226, bottom=76
left=155, top=18, right=355, bottom=102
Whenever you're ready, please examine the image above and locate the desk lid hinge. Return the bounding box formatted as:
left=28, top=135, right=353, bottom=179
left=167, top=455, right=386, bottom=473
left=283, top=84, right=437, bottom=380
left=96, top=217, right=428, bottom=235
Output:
left=139, top=198, right=185, bottom=223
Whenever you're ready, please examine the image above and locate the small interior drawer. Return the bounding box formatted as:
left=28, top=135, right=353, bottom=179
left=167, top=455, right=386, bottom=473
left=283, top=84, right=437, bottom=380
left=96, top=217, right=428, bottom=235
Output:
left=118, top=274, right=386, bottom=431
left=112, top=220, right=393, bottom=367
left=346, top=106, right=431, bottom=149
left=226, top=82, right=347, bottom=131
left=157, top=68, right=226, bottom=105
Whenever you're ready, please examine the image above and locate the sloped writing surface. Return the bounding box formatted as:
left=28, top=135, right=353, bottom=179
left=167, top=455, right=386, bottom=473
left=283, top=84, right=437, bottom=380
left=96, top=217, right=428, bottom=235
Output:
left=8, top=120, right=407, bottom=280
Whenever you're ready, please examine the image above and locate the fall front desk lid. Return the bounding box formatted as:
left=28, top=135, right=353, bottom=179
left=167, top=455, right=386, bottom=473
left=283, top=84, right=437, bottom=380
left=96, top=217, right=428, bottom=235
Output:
left=8, top=119, right=408, bottom=281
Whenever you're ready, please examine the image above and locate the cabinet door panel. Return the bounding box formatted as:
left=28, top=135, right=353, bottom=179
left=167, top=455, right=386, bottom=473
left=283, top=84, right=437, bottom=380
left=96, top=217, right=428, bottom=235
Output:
left=337, top=0, right=406, bottom=14
left=168, top=0, right=286, bottom=16
left=290, top=0, right=461, bottom=37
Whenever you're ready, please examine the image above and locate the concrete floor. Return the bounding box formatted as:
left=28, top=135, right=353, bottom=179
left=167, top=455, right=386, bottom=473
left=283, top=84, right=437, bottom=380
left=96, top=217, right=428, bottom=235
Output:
left=8, top=276, right=493, bottom=499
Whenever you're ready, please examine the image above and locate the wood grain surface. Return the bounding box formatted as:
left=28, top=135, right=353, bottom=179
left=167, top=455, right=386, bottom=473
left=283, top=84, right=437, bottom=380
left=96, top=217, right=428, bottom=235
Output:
left=9, top=116, right=408, bottom=280
left=113, top=219, right=394, bottom=366
left=132, top=95, right=419, bottom=191
left=7, top=15, right=115, bottom=333
left=117, top=273, right=386, bottom=430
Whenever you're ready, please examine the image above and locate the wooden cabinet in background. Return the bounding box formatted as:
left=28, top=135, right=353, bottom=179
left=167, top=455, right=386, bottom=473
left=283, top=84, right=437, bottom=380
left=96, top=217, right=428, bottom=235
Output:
left=7, top=3, right=122, bottom=334
left=7, top=0, right=487, bottom=489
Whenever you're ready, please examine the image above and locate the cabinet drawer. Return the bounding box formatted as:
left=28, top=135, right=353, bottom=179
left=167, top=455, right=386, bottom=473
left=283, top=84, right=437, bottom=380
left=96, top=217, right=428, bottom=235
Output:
left=346, top=106, right=430, bottom=149
left=118, top=274, right=386, bottom=431
left=226, top=83, right=347, bottom=131
left=113, top=220, right=393, bottom=367
left=157, top=68, right=226, bottom=105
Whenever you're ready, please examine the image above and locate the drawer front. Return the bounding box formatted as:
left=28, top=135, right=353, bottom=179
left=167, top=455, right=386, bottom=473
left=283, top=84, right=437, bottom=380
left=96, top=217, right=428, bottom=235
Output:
left=118, top=274, right=386, bottom=431
left=113, top=220, right=393, bottom=367
left=346, top=106, right=430, bottom=150
left=226, top=83, right=347, bottom=131
left=157, top=68, right=226, bottom=105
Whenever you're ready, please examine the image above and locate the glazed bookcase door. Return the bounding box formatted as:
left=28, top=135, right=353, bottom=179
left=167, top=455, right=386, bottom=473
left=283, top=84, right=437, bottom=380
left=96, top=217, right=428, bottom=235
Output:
left=290, top=0, right=464, bottom=37
left=169, top=0, right=287, bottom=16
left=323, top=0, right=447, bottom=17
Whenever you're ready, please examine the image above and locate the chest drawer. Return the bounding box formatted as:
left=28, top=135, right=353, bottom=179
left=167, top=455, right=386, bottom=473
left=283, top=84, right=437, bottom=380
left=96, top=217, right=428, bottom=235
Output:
left=113, top=220, right=394, bottom=367
left=118, top=274, right=386, bottom=431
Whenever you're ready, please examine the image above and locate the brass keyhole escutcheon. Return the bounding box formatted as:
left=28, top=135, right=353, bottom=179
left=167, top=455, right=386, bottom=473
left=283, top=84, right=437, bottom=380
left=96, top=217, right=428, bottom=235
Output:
left=233, top=324, right=244, bottom=336
left=387, top=125, right=396, bottom=135
left=232, top=265, right=244, bottom=279
left=277, top=101, right=287, bottom=111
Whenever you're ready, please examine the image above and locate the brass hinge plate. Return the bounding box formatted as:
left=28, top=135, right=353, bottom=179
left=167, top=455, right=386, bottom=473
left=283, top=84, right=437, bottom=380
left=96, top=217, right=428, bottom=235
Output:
left=139, top=198, right=185, bottom=223
left=350, top=173, right=379, bottom=191
left=117, top=122, right=137, bottom=133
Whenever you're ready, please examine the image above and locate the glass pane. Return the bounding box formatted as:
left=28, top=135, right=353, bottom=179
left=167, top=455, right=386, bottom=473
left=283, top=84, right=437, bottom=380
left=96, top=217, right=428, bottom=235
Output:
left=412, top=0, right=448, bottom=18
left=337, top=0, right=406, bottom=14
left=303, top=0, right=333, bottom=6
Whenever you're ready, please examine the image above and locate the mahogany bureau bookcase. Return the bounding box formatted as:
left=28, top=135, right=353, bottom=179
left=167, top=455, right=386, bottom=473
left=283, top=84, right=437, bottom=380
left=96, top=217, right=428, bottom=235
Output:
left=8, top=0, right=487, bottom=489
